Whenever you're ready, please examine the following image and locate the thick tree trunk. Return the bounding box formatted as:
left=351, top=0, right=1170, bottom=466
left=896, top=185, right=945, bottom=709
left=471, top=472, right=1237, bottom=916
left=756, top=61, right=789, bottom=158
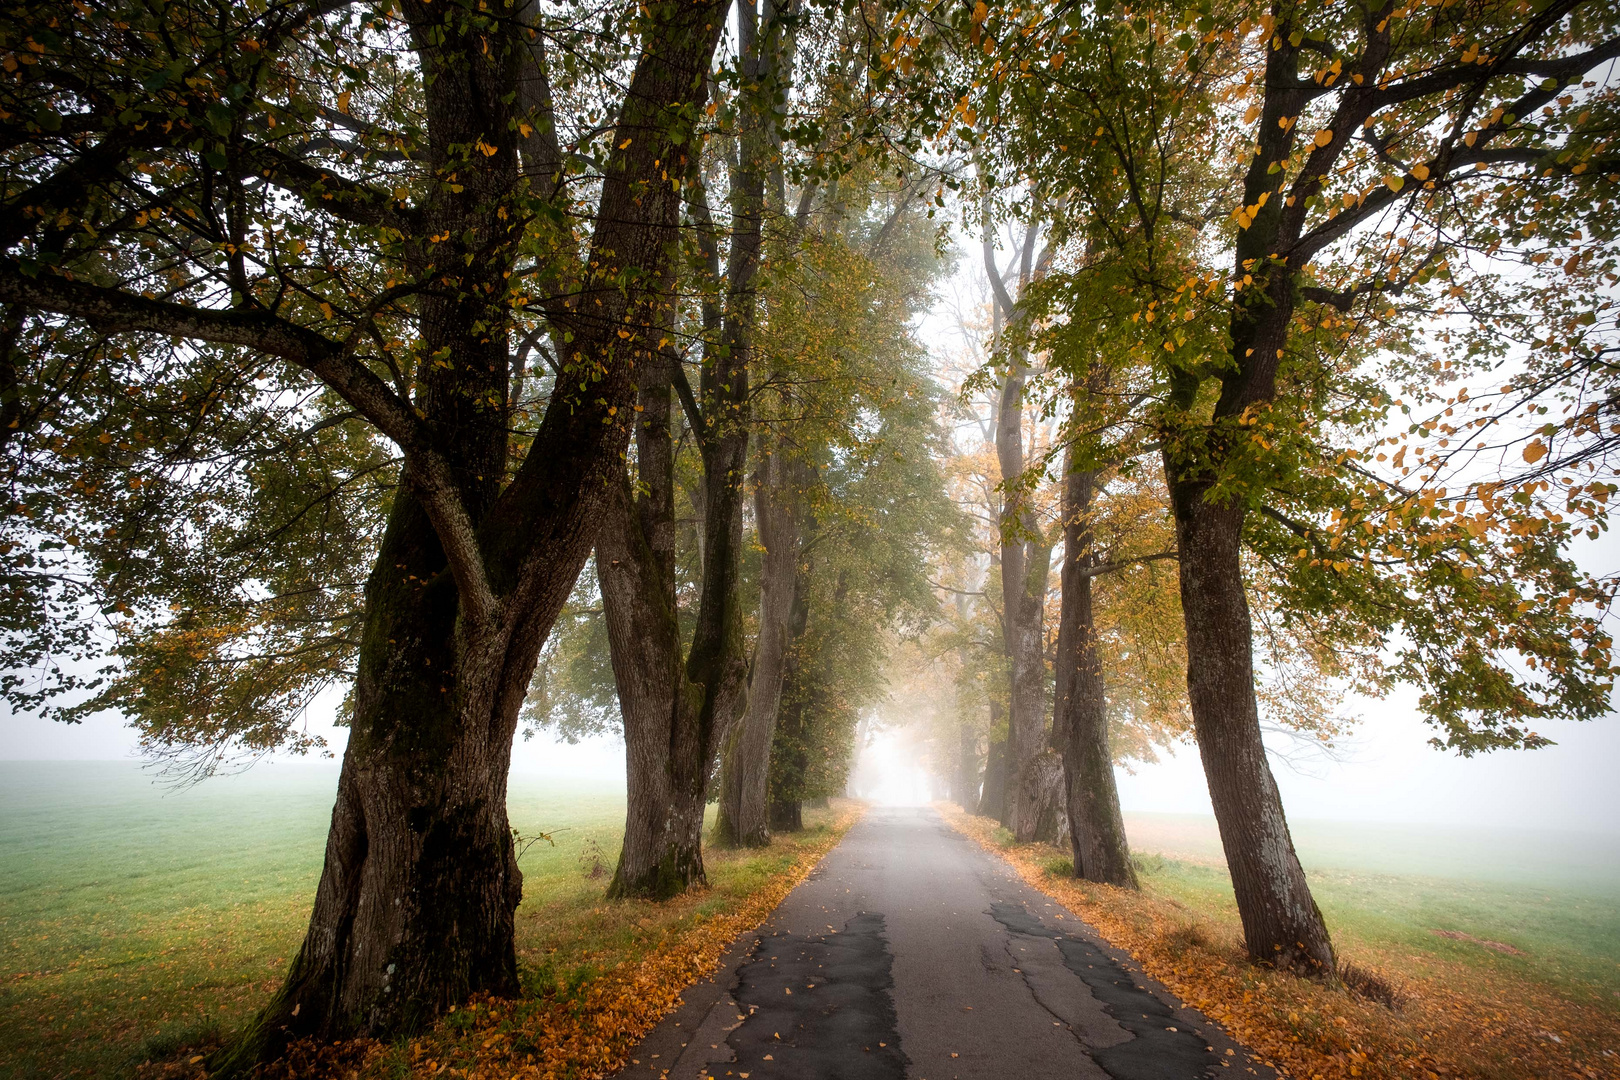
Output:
left=1020, top=748, right=1068, bottom=846
left=599, top=353, right=748, bottom=898
left=212, top=3, right=726, bottom=1065
left=1168, top=482, right=1333, bottom=972
left=765, top=662, right=808, bottom=834
left=1005, top=538, right=1052, bottom=842
left=717, top=446, right=802, bottom=846
left=1054, top=462, right=1138, bottom=888
left=217, top=492, right=531, bottom=1069
left=597, top=460, right=713, bottom=898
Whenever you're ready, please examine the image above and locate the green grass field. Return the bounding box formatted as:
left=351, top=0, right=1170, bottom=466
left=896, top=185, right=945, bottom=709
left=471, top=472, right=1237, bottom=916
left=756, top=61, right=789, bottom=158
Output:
left=3, top=766, right=1618, bottom=1079
left=0, top=762, right=632, bottom=1080
left=1123, top=812, right=1620, bottom=1004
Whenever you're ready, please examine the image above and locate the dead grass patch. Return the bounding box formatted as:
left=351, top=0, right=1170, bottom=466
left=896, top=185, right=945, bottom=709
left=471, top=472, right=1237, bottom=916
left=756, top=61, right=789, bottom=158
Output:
left=1431, top=929, right=1528, bottom=957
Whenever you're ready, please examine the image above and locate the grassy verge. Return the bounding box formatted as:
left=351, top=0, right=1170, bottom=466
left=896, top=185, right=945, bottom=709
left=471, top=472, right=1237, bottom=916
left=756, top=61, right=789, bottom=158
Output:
left=252, top=800, right=864, bottom=1080
left=939, top=804, right=1620, bottom=1080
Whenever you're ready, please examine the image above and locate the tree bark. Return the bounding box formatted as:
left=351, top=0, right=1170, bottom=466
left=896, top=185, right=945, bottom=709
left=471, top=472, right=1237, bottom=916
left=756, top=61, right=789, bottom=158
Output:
left=602, top=0, right=780, bottom=896
left=1151, top=22, right=1334, bottom=970
left=1053, top=460, right=1138, bottom=888
left=766, top=535, right=816, bottom=833
left=713, top=2, right=800, bottom=848
left=0, top=0, right=727, bottom=1067
left=1167, top=474, right=1334, bottom=972
left=717, top=444, right=802, bottom=846
left=226, top=492, right=529, bottom=1062
left=598, top=358, right=714, bottom=898
left=599, top=343, right=750, bottom=897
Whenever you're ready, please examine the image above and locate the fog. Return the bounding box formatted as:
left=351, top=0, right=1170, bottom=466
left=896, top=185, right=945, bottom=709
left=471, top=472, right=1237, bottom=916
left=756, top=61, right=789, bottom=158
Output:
left=836, top=686, right=1620, bottom=835
left=10, top=679, right=1617, bottom=841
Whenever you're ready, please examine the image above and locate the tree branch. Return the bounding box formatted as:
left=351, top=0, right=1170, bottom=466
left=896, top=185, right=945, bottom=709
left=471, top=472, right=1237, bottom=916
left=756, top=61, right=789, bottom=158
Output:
left=0, top=262, right=498, bottom=625
left=668, top=348, right=709, bottom=447
left=246, top=144, right=421, bottom=232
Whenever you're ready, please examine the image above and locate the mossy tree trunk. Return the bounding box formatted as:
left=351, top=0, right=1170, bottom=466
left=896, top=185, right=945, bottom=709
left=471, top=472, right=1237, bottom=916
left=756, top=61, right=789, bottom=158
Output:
left=766, top=539, right=815, bottom=833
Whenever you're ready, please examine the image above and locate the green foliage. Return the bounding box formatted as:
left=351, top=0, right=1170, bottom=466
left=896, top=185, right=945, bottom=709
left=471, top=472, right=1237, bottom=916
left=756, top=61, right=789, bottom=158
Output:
left=0, top=0, right=731, bottom=774
left=521, top=564, right=617, bottom=744
left=947, top=0, right=1620, bottom=754
left=757, top=206, right=955, bottom=806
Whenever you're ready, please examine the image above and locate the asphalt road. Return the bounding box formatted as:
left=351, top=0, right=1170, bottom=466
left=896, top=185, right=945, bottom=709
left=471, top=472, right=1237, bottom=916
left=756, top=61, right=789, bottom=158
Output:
left=615, top=805, right=1277, bottom=1080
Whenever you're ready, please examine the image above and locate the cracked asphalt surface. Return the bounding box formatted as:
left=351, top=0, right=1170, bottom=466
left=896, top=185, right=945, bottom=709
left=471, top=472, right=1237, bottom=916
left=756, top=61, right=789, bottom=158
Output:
left=614, top=805, right=1277, bottom=1080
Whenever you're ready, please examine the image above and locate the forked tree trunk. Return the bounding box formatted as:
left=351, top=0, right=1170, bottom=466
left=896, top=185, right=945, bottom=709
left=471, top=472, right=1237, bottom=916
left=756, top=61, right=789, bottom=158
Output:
left=1168, top=483, right=1333, bottom=972
left=717, top=445, right=802, bottom=846
left=224, top=493, right=529, bottom=1064
left=986, top=210, right=1053, bottom=844
left=597, top=460, right=712, bottom=898
left=209, top=3, right=724, bottom=1066
left=599, top=358, right=749, bottom=899
left=602, top=0, right=778, bottom=897
left=1054, top=462, right=1138, bottom=888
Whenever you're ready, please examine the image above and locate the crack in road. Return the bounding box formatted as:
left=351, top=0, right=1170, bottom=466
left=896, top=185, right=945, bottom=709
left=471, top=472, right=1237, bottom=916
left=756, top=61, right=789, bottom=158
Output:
left=989, top=901, right=1221, bottom=1080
